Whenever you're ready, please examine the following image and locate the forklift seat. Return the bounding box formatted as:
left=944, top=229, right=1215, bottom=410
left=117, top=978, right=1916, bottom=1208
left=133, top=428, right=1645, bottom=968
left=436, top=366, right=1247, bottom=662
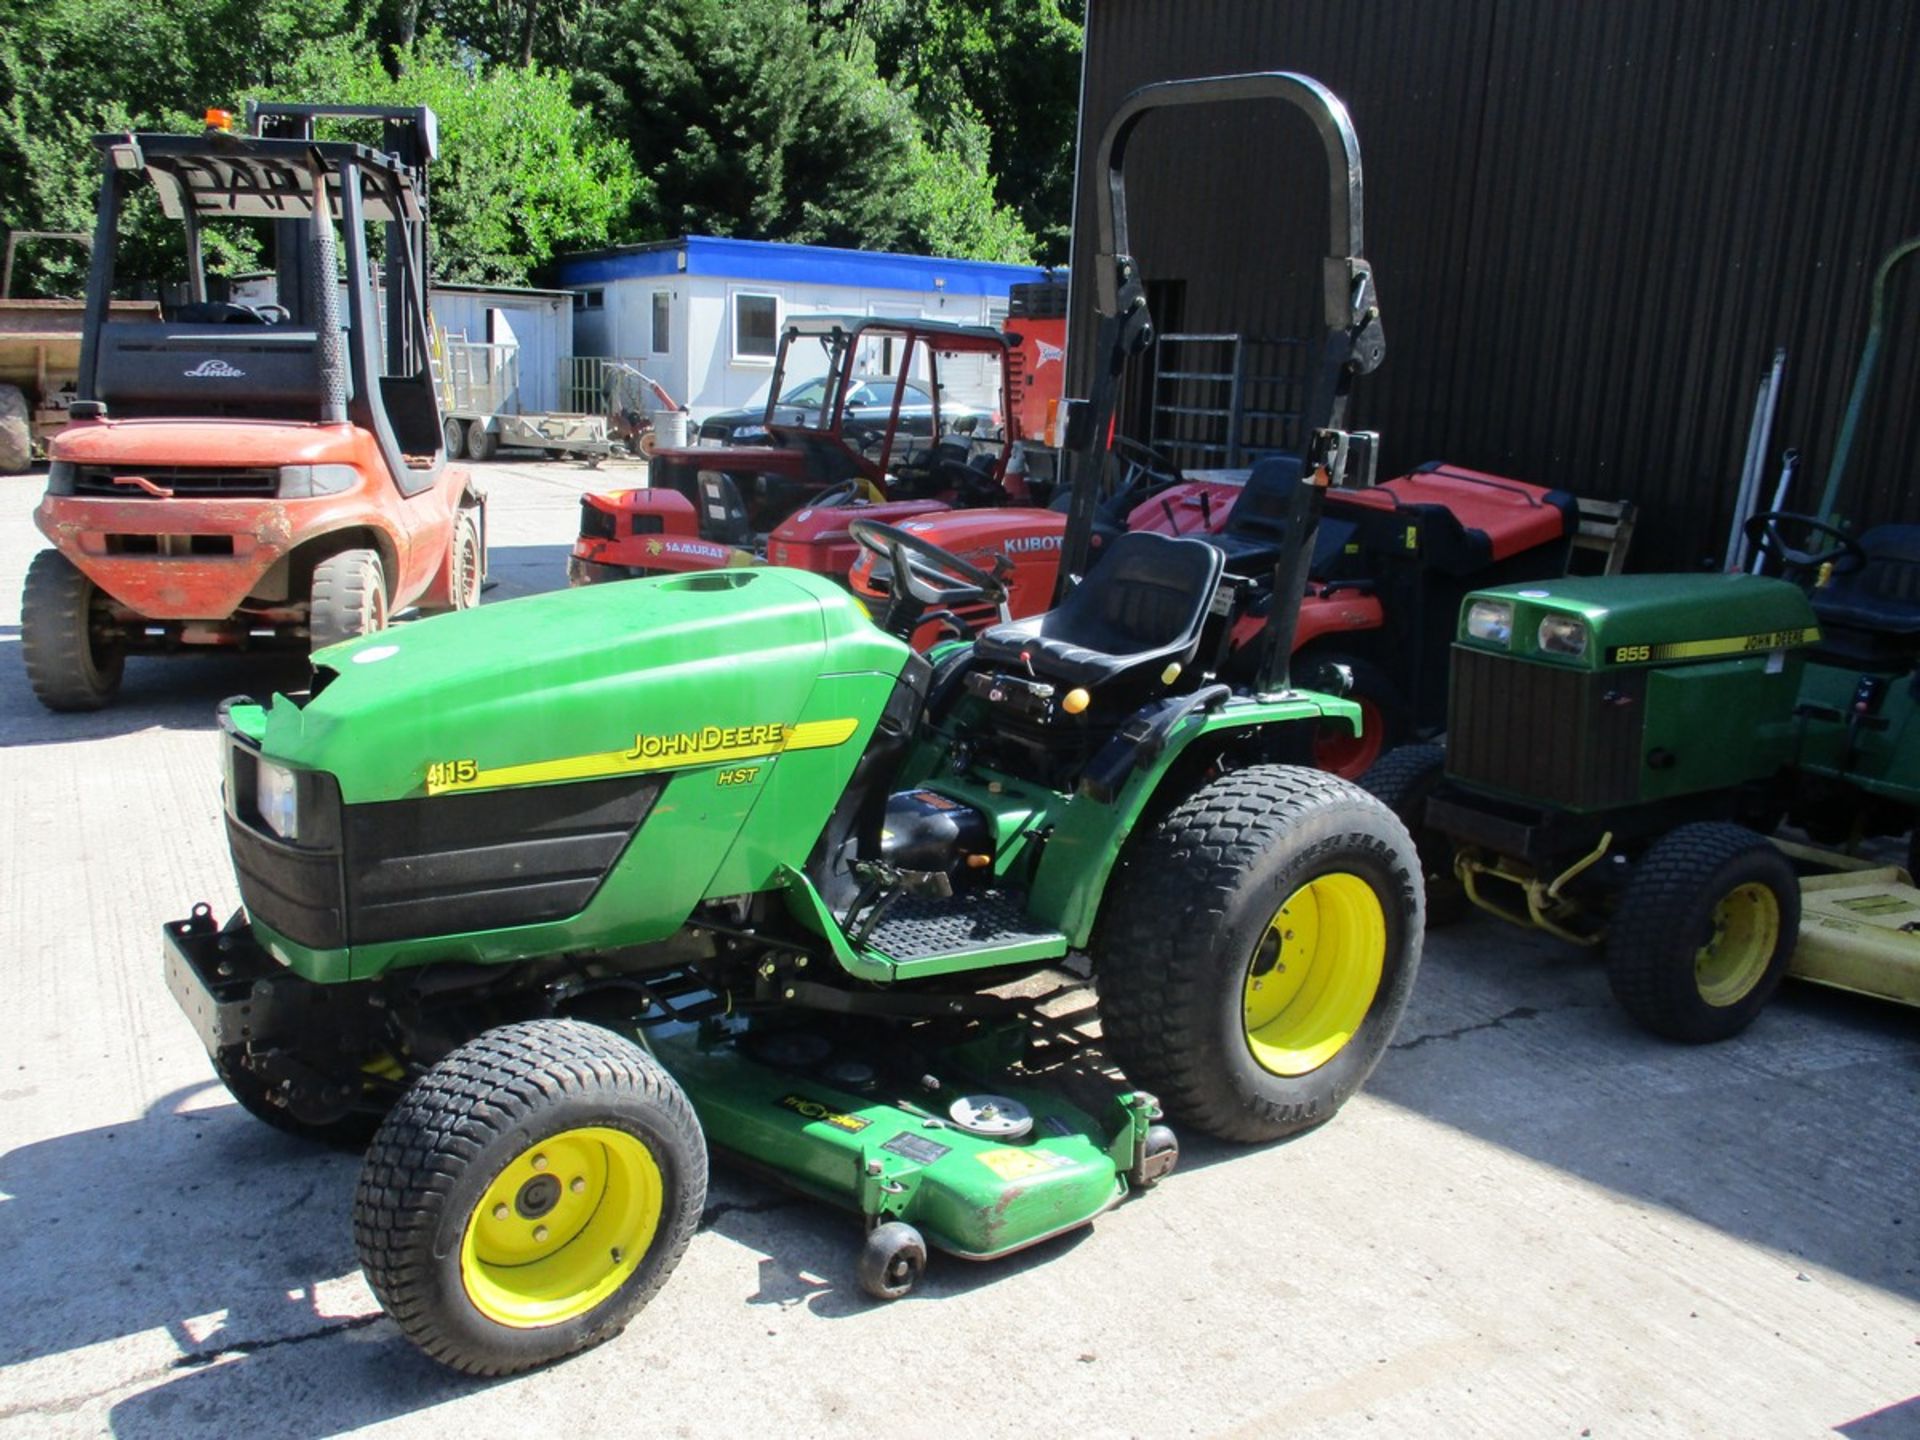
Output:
left=1809, top=525, right=1920, bottom=664
left=974, top=530, right=1225, bottom=688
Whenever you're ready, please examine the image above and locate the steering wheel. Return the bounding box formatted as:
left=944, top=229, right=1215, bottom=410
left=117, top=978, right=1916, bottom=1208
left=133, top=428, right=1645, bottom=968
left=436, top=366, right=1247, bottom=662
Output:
left=808, top=478, right=865, bottom=510
left=848, top=518, right=1008, bottom=633
left=1743, top=510, right=1867, bottom=574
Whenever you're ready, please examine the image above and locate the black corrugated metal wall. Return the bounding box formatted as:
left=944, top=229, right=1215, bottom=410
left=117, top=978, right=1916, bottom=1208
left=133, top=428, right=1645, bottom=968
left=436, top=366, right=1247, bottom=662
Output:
left=1071, top=0, right=1920, bottom=569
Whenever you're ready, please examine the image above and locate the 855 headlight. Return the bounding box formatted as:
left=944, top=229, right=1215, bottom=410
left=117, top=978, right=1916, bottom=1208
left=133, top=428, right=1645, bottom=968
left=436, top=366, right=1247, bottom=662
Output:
left=1538, top=614, right=1590, bottom=657
left=1465, top=599, right=1515, bottom=646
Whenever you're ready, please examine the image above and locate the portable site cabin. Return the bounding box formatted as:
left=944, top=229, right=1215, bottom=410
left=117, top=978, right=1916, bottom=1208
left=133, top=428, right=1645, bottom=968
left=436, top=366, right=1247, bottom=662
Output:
left=552, top=235, right=1046, bottom=423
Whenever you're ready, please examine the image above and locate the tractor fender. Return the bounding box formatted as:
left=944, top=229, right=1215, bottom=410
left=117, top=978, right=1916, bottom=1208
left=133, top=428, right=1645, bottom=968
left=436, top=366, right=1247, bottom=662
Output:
left=1026, top=689, right=1360, bottom=947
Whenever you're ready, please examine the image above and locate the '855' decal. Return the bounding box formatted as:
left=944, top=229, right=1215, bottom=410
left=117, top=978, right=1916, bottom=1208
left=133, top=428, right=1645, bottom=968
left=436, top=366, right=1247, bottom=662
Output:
left=1607, top=627, right=1818, bottom=665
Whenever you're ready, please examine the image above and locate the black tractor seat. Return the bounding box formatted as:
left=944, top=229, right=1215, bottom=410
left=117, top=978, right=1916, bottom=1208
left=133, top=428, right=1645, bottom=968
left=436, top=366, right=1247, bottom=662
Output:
left=974, top=530, right=1225, bottom=688
left=1809, top=524, right=1920, bottom=667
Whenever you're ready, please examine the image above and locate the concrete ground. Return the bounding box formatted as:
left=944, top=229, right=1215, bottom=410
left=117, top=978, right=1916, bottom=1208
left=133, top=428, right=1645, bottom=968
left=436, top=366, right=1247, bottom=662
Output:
left=0, top=459, right=1915, bottom=1440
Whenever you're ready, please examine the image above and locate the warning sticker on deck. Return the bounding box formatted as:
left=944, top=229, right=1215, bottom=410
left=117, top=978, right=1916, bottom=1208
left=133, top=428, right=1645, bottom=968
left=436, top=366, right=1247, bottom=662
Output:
left=976, top=1146, right=1075, bottom=1180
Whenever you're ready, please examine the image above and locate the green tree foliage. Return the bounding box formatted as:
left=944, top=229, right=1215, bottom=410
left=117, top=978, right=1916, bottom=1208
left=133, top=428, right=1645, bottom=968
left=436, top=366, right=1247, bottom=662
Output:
left=582, top=0, right=1034, bottom=262
left=0, top=0, right=372, bottom=293
left=268, top=34, right=639, bottom=285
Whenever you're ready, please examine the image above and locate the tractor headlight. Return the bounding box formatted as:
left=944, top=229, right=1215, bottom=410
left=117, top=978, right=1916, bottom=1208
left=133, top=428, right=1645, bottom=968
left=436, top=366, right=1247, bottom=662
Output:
left=1537, top=614, right=1590, bottom=657
left=256, top=759, right=300, bottom=842
left=1465, top=599, right=1514, bottom=646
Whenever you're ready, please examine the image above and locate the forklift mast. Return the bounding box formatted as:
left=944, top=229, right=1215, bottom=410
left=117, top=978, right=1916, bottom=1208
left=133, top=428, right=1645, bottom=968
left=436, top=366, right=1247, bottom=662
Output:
left=1054, top=71, right=1387, bottom=696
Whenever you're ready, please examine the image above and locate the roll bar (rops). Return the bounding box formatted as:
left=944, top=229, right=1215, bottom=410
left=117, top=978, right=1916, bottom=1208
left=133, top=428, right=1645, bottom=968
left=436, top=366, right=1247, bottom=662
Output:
left=1056, top=72, right=1386, bottom=697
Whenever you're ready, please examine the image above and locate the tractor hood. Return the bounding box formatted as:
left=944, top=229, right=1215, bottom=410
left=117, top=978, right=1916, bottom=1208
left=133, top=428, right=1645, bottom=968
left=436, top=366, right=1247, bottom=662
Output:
left=1457, top=573, right=1819, bottom=671
left=259, top=568, right=906, bottom=803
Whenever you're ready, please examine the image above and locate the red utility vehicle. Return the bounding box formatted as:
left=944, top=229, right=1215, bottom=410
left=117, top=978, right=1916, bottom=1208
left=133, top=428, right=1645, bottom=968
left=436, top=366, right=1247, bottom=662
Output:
left=22, top=103, right=484, bottom=711
left=569, top=313, right=1019, bottom=585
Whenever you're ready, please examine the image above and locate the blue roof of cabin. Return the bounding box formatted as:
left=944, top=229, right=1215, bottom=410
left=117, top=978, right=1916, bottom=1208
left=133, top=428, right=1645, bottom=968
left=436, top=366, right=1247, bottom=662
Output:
left=554, top=235, right=1044, bottom=297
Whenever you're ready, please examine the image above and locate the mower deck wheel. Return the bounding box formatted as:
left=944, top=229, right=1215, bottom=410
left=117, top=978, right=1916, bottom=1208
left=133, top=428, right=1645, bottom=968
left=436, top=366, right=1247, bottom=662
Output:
left=857, top=1221, right=927, bottom=1301
left=21, top=549, right=125, bottom=711
left=1606, top=822, right=1799, bottom=1042
left=1097, top=764, right=1424, bottom=1143
left=353, top=1019, right=706, bottom=1375
left=310, top=547, right=387, bottom=650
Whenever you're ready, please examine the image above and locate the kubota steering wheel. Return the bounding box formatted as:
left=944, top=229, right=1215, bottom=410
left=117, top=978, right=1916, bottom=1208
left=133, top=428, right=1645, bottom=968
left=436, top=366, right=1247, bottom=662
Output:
left=848, top=518, right=1008, bottom=634
left=1743, top=510, right=1867, bottom=574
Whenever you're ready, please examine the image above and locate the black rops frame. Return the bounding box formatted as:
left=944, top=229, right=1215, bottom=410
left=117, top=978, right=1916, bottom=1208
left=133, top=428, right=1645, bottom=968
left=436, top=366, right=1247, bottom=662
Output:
left=1054, top=71, right=1387, bottom=697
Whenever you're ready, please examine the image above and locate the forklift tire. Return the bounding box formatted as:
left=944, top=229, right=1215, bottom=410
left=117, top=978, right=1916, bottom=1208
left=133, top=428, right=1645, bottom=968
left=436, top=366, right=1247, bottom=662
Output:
left=857, top=1222, right=927, bottom=1301
left=0, top=383, right=29, bottom=473
left=1359, top=744, right=1467, bottom=927
left=443, top=416, right=468, bottom=460
left=1097, top=765, right=1424, bottom=1144
left=466, top=423, right=498, bottom=462
left=211, top=1051, right=384, bottom=1149
left=1605, top=823, right=1799, bottom=1043
left=21, top=549, right=125, bottom=711
left=447, top=508, right=484, bottom=611
left=309, top=548, right=387, bottom=650
left=353, top=1019, right=706, bottom=1376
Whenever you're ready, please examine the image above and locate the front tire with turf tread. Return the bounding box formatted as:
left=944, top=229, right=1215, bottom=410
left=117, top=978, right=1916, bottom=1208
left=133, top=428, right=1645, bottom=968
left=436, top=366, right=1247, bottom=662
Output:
left=1605, top=822, right=1799, bottom=1043
left=353, top=1019, right=705, bottom=1375
left=21, top=549, right=125, bottom=711
left=309, top=547, right=386, bottom=650
left=1359, top=743, right=1467, bottom=927
left=1097, top=764, right=1424, bottom=1144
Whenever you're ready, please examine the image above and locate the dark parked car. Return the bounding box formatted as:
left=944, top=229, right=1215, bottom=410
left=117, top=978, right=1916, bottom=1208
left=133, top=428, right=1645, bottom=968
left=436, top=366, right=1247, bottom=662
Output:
left=698, top=373, right=983, bottom=447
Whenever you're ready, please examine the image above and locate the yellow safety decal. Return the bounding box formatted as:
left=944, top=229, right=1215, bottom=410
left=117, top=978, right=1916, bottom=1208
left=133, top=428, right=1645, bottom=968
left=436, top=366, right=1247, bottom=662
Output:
left=1606, top=627, right=1819, bottom=665
left=975, top=1147, right=1075, bottom=1180
left=424, top=716, right=861, bottom=795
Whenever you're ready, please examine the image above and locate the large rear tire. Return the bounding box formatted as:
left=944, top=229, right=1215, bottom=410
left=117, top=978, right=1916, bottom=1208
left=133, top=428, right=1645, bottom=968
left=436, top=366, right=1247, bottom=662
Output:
left=1097, top=765, right=1424, bottom=1143
left=466, top=422, right=498, bottom=462
left=0, top=383, right=30, bottom=473
left=1606, top=822, right=1798, bottom=1042
left=1359, top=743, right=1467, bottom=927
left=1304, top=653, right=1408, bottom=780
left=21, top=549, right=125, bottom=711
left=309, top=547, right=387, bottom=650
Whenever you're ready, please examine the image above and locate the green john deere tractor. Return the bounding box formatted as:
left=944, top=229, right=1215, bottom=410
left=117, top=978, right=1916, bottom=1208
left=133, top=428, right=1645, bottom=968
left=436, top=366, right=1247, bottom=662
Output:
left=1367, top=508, right=1920, bottom=1043
left=164, top=73, right=1423, bottom=1375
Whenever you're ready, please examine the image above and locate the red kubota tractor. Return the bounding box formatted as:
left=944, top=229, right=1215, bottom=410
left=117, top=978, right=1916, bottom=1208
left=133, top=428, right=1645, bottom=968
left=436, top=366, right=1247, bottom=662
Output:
left=569, top=313, right=1024, bottom=586
left=21, top=103, right=484, bottom=712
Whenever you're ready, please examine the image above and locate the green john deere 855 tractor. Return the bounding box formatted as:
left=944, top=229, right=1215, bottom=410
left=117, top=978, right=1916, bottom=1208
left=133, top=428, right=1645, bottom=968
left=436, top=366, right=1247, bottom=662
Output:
left=165, top=73, right=1423, bottom=1375
left=1368, top=508, right=1920, bottom=1043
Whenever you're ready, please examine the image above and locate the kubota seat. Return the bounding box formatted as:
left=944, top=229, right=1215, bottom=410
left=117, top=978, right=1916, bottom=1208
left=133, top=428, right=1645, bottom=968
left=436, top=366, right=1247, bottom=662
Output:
left=974, top=530, right=1225, bottom=689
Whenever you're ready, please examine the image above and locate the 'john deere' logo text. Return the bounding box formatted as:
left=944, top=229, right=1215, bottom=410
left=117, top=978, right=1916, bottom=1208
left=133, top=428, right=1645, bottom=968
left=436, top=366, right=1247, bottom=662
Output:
left=183, top=359, right=246, bottom=378
left=624, top=722, right=787, bottom=762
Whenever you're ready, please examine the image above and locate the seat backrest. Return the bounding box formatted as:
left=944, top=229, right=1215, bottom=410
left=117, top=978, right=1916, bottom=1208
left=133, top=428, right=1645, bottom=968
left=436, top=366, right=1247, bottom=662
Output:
left=1048, top=529, right=1224, bottom=655
left=1812, top=524, right=1920, bottom=636
left=697, top=471, right=755, bottom=545
left=1223, top=454, right=1306, bottom=541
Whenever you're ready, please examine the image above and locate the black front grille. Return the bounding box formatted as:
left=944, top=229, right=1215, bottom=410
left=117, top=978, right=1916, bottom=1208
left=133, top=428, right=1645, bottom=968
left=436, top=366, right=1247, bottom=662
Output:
left=342, top=776, right=662, bottom=943
left=227, top=746, right=662, bottom=949
left=73, top=465, right=278, bottom=498
left=1446, top=647, right=1646, bottom=810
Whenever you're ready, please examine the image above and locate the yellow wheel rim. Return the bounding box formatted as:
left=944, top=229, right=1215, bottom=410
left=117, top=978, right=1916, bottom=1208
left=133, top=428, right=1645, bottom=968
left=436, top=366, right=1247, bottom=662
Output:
left=459, top=1126, right=664, bottom=1329
left=1694, top=882, right=1780, bottom=1007
left=1242, top=872, right=1387, bottom=1077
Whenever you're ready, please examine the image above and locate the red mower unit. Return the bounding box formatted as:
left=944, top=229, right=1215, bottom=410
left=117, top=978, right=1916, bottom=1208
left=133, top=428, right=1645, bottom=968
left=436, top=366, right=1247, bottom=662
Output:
left=570, top=313, right=1021, bottom=585
left=22, top=103, right=484, bottom=712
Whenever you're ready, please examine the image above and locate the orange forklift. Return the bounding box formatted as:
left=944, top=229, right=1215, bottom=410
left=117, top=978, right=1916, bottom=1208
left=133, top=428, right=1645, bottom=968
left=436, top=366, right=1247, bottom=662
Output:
left=22, top=103, right=483, bottom=711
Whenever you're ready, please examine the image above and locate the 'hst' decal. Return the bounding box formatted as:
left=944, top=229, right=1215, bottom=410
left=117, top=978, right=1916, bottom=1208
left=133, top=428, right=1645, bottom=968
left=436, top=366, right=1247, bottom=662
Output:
left=423, top=717, right=860, bottom=795
left=1606, top=627, right=1819, bottom=664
